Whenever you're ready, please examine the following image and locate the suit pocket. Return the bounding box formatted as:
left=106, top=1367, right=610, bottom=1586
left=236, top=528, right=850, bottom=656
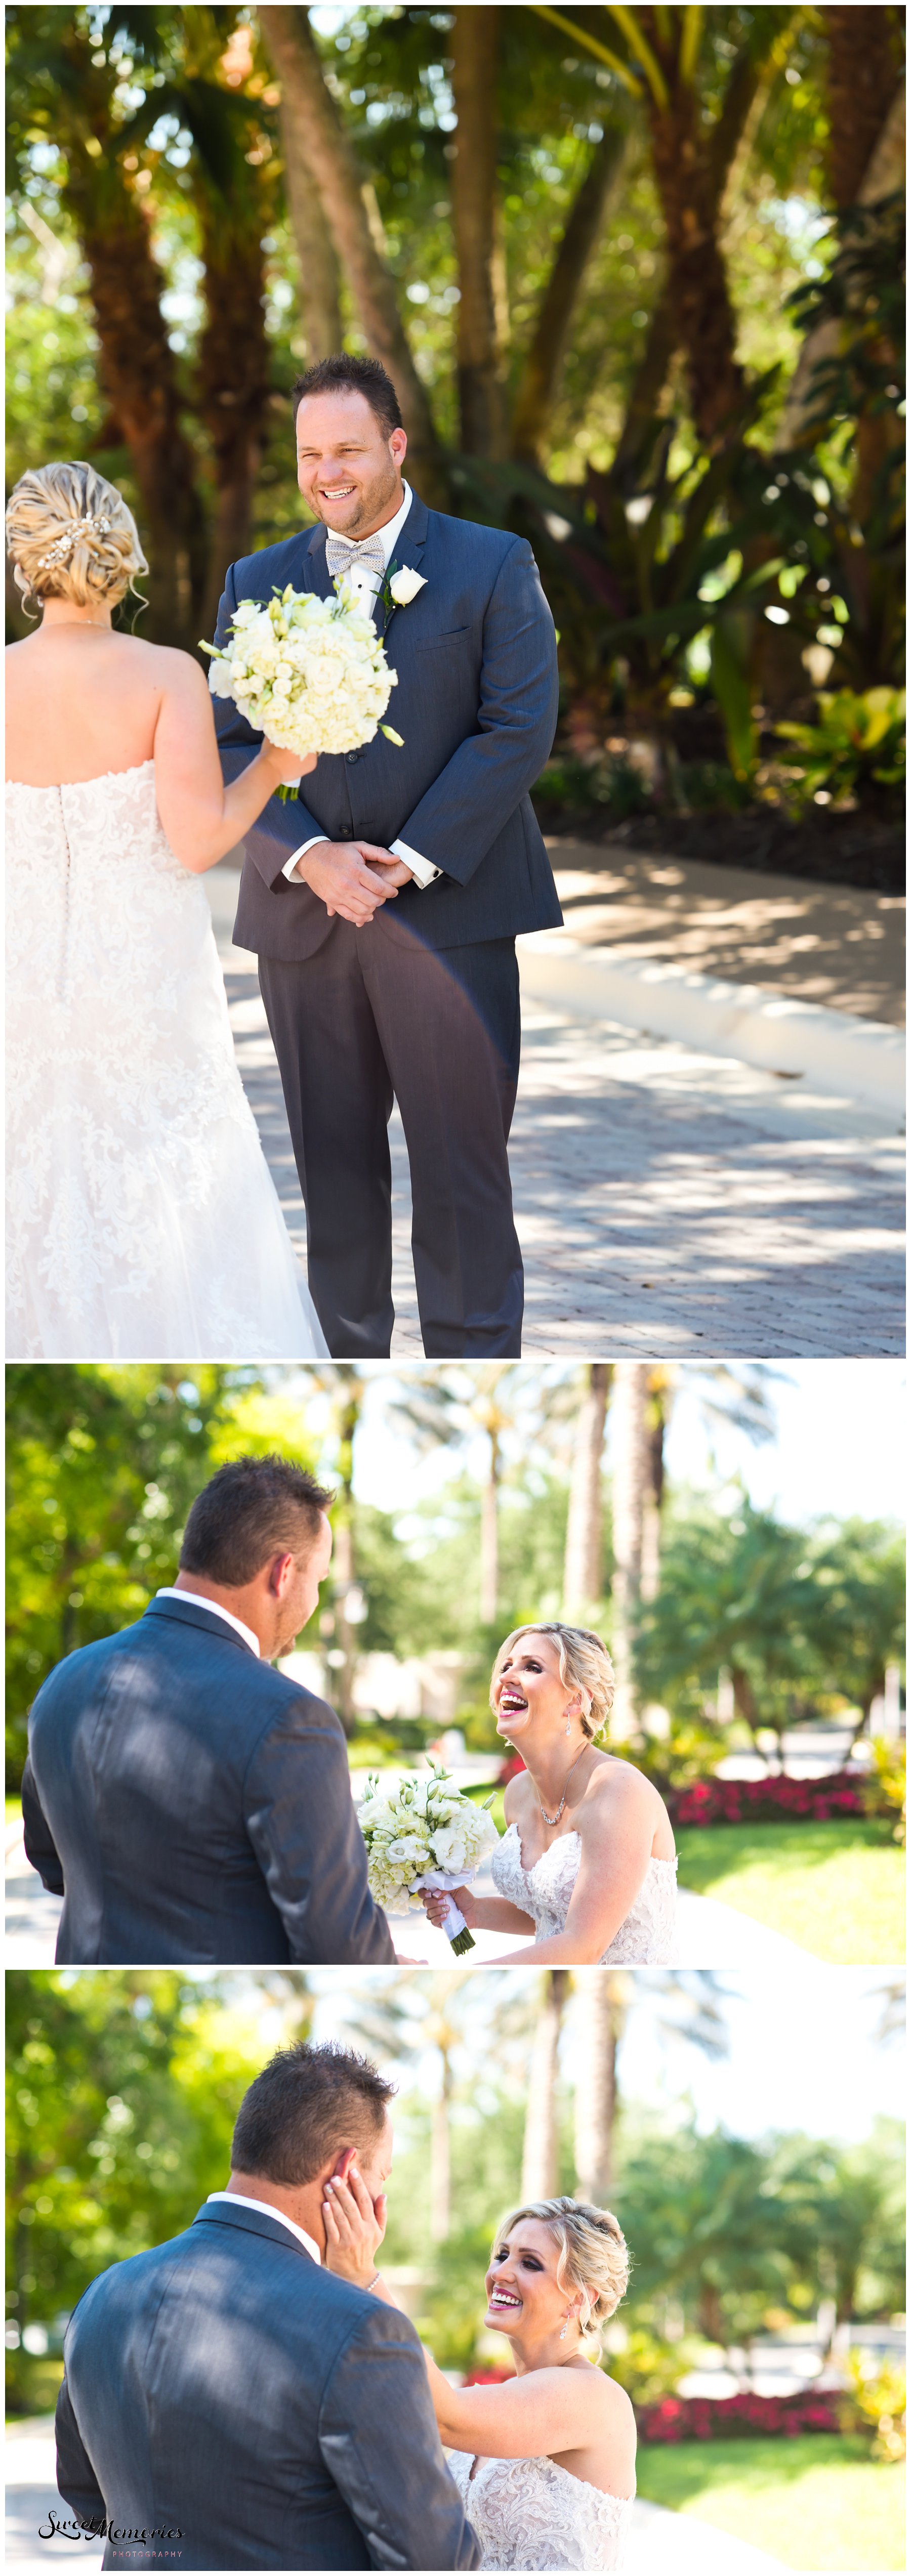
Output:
left=419, top=626, right=470, bottom=647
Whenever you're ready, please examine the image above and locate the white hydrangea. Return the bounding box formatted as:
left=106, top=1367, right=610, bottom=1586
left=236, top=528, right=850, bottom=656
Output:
left=202, top=578, right=403, bottom=758
left=356, top=1764, right=499, bottom=1949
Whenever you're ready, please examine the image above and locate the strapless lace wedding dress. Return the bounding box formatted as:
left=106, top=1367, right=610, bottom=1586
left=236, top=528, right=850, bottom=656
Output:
left=491, top=1823, right=677, bottom=1964
left=6, top=762, right=327, bottom=1358
left=447, top=2451, right=634, bottom=2571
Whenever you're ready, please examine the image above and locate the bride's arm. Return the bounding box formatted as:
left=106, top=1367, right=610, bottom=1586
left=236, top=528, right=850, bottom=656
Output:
left=422, top=1888, right=536, bottom=1936
left=426, top=2359, right=607, bottom=2459
left=150, top=651, right=316, bottom=871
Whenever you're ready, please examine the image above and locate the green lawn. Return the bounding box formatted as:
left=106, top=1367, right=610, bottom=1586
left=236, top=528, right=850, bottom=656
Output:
left=637, top=2435, right=904, bottom=2571
left=675, top=1818, right=905, bottom=1963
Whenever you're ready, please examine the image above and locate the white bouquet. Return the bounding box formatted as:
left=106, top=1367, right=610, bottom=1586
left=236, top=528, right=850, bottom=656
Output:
left=201, top=579, right=403, bottom=790
left=356, top=1763, right=498, bottom=1955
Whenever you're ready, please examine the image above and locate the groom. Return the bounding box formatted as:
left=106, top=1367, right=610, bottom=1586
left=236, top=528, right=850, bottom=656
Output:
left=213, top=352, right=561, bottom=1359
left=21, top=1454, right=396, bottom=1967
left=55, top=2039, right=480, bottom=2570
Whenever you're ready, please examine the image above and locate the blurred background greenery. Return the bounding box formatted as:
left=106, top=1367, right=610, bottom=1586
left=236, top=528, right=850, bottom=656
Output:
left=6, top=1361, right=905, bottom=1957
left=5, top=4, right=905, bottom=864
left=6, top=1965, right=905, bottom=2569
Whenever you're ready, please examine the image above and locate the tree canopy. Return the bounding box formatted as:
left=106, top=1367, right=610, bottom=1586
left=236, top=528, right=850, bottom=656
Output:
left=6, top=5, right=904, bottom=812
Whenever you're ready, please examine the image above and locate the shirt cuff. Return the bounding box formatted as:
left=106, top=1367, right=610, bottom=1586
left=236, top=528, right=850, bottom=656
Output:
left=282, top=836, right=329, bottom=880
left=392, top=836, right=440, bottom=889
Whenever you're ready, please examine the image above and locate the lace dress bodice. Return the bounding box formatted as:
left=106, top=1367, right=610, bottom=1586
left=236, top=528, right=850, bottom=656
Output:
left=6, top=762, right=326, bottom=1358
left=447, top=2450, right=634, bottom=2571
left=491, top=1822, right=678, bottom=1964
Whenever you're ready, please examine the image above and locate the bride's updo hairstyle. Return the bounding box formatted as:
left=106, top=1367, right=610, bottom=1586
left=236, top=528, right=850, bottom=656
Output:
left=5, top=460, right=147, bottom=612
left=490, top=1624, right=615, bottom=1740
left=493, top=2196, right=630, bottom=2351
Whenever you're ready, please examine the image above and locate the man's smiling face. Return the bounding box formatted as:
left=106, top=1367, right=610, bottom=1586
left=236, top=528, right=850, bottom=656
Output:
left=295, top=388, right=407, bottom=540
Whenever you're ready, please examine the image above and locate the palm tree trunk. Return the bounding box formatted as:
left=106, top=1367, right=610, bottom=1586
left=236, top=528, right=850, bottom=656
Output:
left=563, top=1366, right=610, bottom=1620
left=77, top=193, right=204, bottom=644
left=778, top=70, right=904, bottom=454
left=452, top=6, right=507, bottom=457
left=573, top=1970, right=626, bottom=2202
left=260, top=6, right=449, bottom=506
left=643, top=69, right=746, bottom=442
left=510, top=123, right=628, bottom=465
left=614, top=21, right=788, bottom=462
left=521, top=1971, right=568, bottom=2199
left=198, top=221, right=272, bottom=643
left=278, top=96, right=344, bottom=358
left=824, top=6, right=903, bottom=207
left=431, top=2052, right=452, bottom=2243
left=610, top=1363, right=649, bottom=1736
left=480, top=1440, right=500, bottom=1627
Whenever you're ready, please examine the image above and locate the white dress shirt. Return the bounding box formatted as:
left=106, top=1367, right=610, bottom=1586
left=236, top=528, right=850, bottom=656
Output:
left=155, top=1587, right=260, bottom=1658
left=282, top=479, right=440, bottom=892
left=206, top=2191, right=320, bottom=2263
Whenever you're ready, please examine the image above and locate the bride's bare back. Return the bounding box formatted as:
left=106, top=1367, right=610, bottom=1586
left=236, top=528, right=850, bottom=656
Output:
left=5, top=608, right=311, bottom=872
left=6, top=620, right=186, bottom=786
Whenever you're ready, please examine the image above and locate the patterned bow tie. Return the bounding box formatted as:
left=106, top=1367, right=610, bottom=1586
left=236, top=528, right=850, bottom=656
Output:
left=325, top=531, right=387, bottom=580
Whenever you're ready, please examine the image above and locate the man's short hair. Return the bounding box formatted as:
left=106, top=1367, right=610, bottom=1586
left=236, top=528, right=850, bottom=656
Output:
left=179, top=1455, right=334, bottom=1587
left=292, top=353, right=403, bottom=441
left=231, top=2041, right=395, bottom=2184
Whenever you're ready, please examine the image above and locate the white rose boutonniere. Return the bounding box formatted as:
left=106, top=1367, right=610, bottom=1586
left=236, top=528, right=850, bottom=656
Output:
left=388, top=566, right=428, bottom=606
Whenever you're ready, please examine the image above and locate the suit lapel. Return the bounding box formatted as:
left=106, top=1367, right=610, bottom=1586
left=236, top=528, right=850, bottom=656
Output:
left=301, top=521, right=334, bottom=602
left=379, top=493, right=429, bottom=638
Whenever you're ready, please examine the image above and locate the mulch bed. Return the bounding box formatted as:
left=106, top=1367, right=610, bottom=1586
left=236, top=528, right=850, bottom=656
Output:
left=530, top=800, right=905, bottom=894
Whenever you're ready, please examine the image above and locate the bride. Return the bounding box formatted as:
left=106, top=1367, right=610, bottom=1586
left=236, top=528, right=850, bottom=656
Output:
left=5, top=461, right=383, bottom=1360
left=424, top=1623, right=677, bottom=1963
left=324, top=2174, right=636, bottom=2572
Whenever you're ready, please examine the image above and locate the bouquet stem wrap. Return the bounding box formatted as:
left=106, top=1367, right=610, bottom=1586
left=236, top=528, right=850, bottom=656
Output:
left=410, top=1870, right=474, bottom=1954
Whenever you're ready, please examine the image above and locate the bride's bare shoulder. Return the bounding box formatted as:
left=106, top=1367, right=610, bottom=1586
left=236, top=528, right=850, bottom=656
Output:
left=120, top=637, right=212, bottom=703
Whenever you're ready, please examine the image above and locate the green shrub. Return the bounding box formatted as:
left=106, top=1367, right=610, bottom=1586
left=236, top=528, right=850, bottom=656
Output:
left=842, top=2352, right=906, bottom=2463
left=772, top=687, right=905, bottom=815
left=863, top=1737, right=906, bottom=1846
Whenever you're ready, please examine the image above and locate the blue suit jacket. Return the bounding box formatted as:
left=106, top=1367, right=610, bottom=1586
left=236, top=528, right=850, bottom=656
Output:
left=56, top=2197, right=481, bottom=2570
left=214, top=494, right=563, bottom=960
left=21, top=1594, right=395, bottom=1966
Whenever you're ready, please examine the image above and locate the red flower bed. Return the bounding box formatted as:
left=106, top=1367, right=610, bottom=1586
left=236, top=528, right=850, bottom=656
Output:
left=637, top=2390, right=845, bottom=2443
left=669, top=1770, right=867, bottom=1828
left=496, top=1754, right=526, bottom=1785
left=462, top=2369, right=513, bottom=2386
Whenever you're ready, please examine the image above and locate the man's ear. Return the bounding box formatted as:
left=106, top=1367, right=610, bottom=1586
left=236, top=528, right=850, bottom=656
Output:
left=333, top=2145, right=358, bottom=2183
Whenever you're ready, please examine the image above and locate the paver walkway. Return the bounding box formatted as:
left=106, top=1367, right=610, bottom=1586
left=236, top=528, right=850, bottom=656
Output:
left=1, top=1826, right=819, bottom=1972
left=206, top=864, right=904, bottom=1358
left=5, top=2428, right=789, bottom=2571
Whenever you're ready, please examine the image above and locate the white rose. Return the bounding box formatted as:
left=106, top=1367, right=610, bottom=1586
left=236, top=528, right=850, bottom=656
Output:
left=389, top=568, right=428, bottom=606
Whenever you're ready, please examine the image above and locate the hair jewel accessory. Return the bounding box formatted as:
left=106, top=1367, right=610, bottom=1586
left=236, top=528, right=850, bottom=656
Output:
left=36, top=511, right=112, bottom=570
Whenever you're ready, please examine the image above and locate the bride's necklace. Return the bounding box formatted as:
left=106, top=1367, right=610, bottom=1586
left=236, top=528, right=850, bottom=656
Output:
left=536, top=1742, right=589, bottom=1828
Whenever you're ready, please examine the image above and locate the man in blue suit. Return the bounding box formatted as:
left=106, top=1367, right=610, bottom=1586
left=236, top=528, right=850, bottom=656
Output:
left=213, top=353, right=561, bottom=1359
left=55, top=2039, right=480, bottom=2570
left=21, top=1455, right=397, bottom=1967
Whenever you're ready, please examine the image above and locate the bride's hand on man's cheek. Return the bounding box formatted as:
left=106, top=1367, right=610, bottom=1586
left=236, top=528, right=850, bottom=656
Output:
left=322, top=2165, right=387, bottom=2286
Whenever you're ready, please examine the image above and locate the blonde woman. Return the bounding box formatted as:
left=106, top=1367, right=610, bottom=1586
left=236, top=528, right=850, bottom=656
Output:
left=5, top=459, right=344, bottom=1357
left=323, top=2173, right=636, bottom=2571
left=423, top=1624, right=677, bottom=1963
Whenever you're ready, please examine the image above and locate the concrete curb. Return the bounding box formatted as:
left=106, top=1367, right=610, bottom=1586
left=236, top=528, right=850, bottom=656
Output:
left=518, top=933, right=906, bottom=1119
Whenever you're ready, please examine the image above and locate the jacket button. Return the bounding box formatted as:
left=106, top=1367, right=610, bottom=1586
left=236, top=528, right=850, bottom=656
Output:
left=346, top=750, right=360, bottom=765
